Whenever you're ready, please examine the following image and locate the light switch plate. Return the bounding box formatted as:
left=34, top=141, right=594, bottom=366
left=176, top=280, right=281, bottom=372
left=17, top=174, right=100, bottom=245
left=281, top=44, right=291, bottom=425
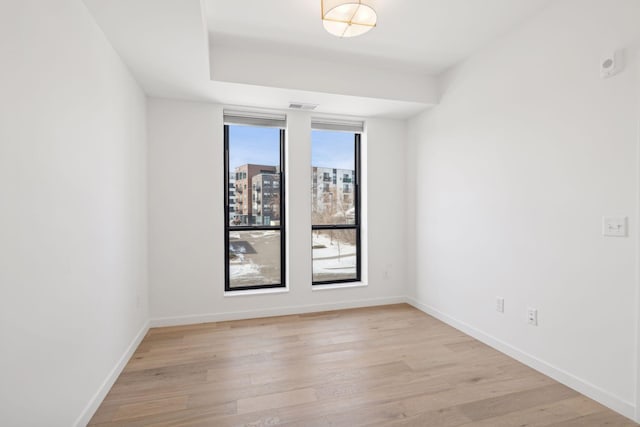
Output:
left=602, top=216, right=627, bottom=237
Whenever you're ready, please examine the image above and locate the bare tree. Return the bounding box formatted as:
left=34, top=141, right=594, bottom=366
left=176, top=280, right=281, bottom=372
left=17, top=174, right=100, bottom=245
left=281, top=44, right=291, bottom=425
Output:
left=311, top=191, right=356, bottom=261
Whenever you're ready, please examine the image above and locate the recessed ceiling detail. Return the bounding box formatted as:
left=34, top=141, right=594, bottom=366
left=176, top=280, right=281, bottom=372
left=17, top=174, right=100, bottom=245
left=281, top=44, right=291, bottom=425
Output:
left=84, top=0, right=554, bottom=118
left=206, top=0, right=553, bottom=74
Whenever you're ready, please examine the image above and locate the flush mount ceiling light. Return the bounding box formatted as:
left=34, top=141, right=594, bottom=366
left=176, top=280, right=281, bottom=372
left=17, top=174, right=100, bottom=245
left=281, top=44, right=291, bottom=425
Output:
left=321, top=0, right=377, bottom=38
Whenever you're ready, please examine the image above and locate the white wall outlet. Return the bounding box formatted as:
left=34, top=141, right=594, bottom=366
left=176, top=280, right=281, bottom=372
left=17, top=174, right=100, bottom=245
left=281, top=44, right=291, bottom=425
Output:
left=602, top=216, right=627, bottom=237
left=496, top=297, right=504, bottom=313
left=527, top=308, right=538, bottom=326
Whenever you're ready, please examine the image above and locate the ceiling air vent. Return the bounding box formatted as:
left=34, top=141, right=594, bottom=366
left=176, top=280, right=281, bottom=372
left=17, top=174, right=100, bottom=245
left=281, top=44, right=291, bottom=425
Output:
left=288, top=102, right=318, bottom=111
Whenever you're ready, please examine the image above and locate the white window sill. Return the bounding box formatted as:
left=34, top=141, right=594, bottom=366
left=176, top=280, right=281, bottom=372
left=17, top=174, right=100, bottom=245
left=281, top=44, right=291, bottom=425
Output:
left=312, top=282, right=367, bottom=291
left=224, top=287, right=289, bottom=297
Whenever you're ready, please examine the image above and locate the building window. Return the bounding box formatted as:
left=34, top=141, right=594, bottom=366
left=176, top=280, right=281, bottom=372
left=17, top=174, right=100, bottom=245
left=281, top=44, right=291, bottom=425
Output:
left=311, top=130, right=360, bottom=284
left=224, top=123, right=285, bottom=291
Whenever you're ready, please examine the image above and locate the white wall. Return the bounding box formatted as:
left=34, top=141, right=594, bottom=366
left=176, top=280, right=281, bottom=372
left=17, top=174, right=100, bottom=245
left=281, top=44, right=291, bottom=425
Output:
left=0, top=1, right=148, bottom=426
left=407, top=0, right=640, bottom=419
left=148, top=98, right=407, bottom=323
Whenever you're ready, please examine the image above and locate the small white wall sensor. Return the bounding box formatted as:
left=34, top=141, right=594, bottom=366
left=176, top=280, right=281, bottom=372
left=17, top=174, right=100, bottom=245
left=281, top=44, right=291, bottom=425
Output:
left=600, top=50, right=624, bottom=78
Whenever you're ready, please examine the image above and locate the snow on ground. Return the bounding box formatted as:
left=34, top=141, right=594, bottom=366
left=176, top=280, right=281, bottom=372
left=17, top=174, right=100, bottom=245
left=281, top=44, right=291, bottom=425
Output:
left=229, top=230, right=280, bottom=286
left=312, top=232, right=356, bottom=278
left=229, top=261, right=261, bottom=280
left=312, top=233, right=356, bottom=258
left=228, top=230, right=356, bottom=285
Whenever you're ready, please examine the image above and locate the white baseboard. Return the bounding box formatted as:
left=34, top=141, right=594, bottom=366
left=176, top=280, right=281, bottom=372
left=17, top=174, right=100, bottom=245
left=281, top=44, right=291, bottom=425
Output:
left=405, top=297, right=636, bottom=422
left=150, top=296, right=406, bottom=327
left=73, top=320, right=150, bottom=427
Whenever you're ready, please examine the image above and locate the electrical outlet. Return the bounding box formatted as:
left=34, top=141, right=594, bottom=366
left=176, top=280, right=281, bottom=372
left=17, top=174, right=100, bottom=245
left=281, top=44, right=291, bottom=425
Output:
left=527, top=308, right=538, bottom=326
left=496, top=297, right=504, bottom=313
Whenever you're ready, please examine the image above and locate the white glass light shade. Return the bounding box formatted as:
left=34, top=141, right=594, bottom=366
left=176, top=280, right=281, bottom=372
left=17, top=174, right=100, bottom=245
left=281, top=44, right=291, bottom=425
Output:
left=321, top=0, right=377, bottom=38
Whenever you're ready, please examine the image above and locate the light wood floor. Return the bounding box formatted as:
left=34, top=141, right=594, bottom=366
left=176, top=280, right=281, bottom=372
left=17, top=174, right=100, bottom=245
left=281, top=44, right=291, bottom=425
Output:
left=90, top=304, right=637, bottom=426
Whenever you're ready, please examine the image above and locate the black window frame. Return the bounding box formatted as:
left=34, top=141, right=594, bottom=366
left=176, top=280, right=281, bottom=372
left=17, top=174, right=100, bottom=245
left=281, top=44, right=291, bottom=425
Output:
left=312, top=132, right=361, bottom=285
left=224, top=125, right=286, bottom=292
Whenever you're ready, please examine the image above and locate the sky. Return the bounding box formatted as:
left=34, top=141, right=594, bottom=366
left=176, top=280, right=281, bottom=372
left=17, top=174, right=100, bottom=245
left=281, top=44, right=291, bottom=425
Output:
left=311, top=129, right=355, bottom=170
left=228, top=125, right=355, bottom=171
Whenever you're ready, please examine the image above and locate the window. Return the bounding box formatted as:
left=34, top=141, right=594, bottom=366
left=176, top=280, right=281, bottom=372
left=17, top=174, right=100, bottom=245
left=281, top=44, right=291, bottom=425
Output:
left=224, top=120, right=285, bottom=291
left=311, top=129, right=361, bottom=284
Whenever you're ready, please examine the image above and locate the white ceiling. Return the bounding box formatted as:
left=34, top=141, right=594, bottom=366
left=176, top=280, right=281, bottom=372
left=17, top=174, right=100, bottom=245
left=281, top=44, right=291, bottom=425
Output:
left=85, top=0, right=554, bottom=118
left=205, top=0, right=553, bottom=74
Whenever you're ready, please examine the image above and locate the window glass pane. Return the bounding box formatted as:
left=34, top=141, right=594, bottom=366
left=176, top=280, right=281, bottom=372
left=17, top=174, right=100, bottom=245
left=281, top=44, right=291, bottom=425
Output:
left=311, top=131, right=355, bottom=225
left=229, top=125, right=281, bottom=226
left=312, top=229, right=357, bottom=282
left=229, top=230, right=281, bottom=288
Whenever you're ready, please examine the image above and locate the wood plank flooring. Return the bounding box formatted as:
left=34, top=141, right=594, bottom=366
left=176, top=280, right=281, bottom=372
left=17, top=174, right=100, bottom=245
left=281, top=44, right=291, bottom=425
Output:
left=89, top=304, right=637, bottom=426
